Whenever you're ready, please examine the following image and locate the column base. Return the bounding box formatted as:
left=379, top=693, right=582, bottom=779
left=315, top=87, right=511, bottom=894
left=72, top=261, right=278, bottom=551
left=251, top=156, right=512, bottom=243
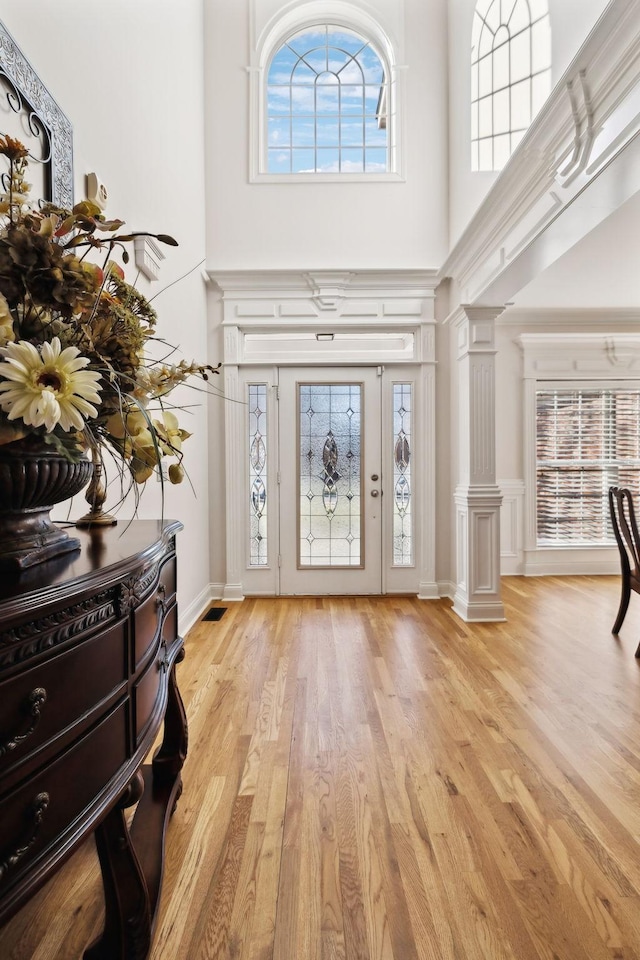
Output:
left=222, top=583, right=245, bottom=601
left=452, top=594, right=506, bottom=622
left=454, top=484, right=505, bottom=623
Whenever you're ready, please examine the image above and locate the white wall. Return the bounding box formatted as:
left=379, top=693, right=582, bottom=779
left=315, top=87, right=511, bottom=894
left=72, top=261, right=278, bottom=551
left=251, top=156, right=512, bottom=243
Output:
left=447, top=0, right=612, bottom=248
left=204, top=0, right=449, bottom=270
left=203, top=0, right=450, bottom=593
left=0, top=0, right=212, bottom=625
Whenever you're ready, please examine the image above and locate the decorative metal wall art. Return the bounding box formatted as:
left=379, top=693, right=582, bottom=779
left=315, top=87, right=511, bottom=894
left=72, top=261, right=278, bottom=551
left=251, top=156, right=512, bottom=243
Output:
left=0, top=19, right=73, bottom=207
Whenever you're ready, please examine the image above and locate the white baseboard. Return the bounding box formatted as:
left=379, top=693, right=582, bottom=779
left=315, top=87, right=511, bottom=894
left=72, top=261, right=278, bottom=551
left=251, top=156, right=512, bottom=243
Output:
left=417, top=580, right=440, bottom=599
left=223, top=583, right=245, bottom=601
left=179, top=582, right=224, bottom=637
left=437, top=580, right=456, bottom=599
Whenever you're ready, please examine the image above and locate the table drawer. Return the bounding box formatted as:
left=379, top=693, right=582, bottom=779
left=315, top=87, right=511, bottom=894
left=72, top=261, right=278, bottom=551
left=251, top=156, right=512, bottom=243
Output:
left=134, top=599, right=177, bottom=746
left=0, top=700, right=128, bottom=895
left=158, top=556, right=176, bottom=600
left=133, top=557, right=176, bottom=668
left=134, top=650, right=163, bottom=746
left=161, top=602, right=177, bottom=650
left=0, top=622, right=127, bottom=777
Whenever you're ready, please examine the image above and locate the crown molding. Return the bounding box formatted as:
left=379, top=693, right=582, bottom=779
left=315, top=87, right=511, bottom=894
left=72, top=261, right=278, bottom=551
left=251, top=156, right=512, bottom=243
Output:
left=517, top=330, right=640, bottom=378
left=209, top=268, right=439, bottom=298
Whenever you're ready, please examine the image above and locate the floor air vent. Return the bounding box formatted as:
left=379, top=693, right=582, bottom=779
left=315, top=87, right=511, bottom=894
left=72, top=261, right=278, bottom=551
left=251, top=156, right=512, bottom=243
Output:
left=202, top=607, right=227, bottom=622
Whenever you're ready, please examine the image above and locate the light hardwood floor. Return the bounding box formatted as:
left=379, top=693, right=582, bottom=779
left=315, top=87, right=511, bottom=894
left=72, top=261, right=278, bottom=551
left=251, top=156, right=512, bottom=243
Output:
left=2, top=576, right=640, bottom=959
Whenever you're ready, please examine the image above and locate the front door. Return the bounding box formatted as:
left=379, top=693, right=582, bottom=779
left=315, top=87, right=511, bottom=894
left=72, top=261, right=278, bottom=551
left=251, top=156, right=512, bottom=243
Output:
left=278, top=366, right=383, bottom=595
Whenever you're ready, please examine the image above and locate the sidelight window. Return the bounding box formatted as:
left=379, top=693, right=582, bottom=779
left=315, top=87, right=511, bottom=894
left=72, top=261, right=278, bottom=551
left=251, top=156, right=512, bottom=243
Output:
left=248, top=384, right=268, bottom=565
left=392, top=383, right=413, bottom=565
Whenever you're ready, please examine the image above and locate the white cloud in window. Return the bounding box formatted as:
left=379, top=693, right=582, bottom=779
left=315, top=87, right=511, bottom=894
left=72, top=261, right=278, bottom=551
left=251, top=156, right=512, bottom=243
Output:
left=270, top=71, right=296, bottom=85
left=291, top=87, right=318, bottom=111
left=307, top=159, right=383, bottom=173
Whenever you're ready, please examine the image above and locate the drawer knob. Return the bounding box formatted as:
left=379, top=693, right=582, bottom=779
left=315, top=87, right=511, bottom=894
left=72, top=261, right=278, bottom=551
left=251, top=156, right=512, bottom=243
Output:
left=158, top=640, right=170, bottom=673
left=0, top=791, right=50, bottom=882
left=0, top=687, right=48, bottom=758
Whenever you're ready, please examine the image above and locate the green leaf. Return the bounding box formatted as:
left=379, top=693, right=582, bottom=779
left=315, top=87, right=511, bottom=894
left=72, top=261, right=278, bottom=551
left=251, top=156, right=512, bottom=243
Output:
left=156, top=234, right=178, bottom=246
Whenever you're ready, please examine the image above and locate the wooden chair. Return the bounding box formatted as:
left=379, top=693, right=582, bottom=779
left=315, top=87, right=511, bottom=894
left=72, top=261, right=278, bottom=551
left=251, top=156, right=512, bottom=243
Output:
left=609, top=486, right=640, bottom=655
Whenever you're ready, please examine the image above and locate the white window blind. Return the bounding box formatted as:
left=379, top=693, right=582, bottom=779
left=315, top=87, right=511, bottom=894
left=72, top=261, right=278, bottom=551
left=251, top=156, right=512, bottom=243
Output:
left=536, top=388, right=640, bottom=545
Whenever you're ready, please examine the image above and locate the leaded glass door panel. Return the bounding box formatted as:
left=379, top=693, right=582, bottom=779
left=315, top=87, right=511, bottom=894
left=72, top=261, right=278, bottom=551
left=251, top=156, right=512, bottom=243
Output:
left=278, top=367, right=382, bottom=595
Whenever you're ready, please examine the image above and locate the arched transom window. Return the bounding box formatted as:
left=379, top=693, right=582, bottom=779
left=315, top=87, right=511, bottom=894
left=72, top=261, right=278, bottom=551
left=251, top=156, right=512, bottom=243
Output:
left=266, top=25, right=389, bottom=174
left=471, top=0, right=551, bottom=171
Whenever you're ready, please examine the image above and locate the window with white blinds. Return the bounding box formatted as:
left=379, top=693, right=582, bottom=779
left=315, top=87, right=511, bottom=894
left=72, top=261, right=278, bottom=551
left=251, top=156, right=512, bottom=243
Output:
left=536, top=388, right=640, bottom=545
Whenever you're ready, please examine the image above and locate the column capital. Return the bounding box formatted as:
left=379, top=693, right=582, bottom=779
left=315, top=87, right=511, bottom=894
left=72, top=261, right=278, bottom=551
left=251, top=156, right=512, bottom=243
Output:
left=445, top=304, right=507, bottom=325
left=445, top=304, right=507, bottom=359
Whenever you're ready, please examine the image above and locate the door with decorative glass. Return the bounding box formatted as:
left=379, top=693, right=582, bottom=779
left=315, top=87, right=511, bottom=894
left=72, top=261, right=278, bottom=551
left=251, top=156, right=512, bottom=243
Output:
left=278, top=367, right=383, bottom=595
left=242, top=365, right=419, bottom=596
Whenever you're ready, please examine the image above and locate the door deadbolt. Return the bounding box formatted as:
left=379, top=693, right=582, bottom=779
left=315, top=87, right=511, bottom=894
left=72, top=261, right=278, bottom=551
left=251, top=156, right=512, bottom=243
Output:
left=371, top=474, right=379, bottom=481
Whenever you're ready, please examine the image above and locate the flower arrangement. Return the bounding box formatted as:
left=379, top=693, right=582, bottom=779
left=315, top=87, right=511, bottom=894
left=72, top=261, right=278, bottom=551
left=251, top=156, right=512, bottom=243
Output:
left=0, top=135, right=217, bottom=508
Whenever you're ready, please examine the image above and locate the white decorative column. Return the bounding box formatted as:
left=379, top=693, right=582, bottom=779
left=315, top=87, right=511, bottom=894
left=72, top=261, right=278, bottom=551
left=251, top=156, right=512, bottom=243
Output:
left=452, top=306, right=505, bottom=621
left=222, top=325, right=245, bottom=601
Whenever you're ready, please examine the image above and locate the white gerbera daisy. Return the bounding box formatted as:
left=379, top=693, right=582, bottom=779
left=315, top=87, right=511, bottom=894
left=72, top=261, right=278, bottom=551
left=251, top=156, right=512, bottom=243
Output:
left=0, top=337, right=102, bottom=433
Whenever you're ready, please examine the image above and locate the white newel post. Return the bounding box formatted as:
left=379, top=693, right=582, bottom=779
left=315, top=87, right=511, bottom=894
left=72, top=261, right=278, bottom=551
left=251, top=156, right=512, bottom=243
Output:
left=452, top=306, right=505, bottom=622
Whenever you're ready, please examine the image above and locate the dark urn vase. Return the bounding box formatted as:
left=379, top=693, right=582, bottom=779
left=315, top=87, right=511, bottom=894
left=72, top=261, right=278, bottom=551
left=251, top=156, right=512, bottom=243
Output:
left=0, top=437, right=93, bottom=571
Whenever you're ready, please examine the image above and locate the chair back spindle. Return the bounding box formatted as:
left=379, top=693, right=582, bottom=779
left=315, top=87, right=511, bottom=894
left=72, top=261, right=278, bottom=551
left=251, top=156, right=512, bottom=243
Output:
left=608, top=486, right=640, bottom=648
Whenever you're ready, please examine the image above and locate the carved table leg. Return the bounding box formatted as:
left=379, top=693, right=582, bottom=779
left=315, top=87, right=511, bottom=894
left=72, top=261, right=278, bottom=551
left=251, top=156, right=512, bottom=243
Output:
left=84, top=772, right=151, bottom=960
left=152, top=644, right=188, bottom=803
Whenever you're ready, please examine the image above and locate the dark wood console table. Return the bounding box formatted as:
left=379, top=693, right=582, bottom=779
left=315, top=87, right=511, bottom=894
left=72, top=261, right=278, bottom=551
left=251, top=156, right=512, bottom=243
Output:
left=0, top=520, right=187, bottom=959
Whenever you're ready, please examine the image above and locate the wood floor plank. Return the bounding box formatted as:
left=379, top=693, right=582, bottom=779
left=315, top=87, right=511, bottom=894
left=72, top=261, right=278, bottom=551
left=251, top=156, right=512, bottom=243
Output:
left=4, top=577, right=640, bottom=959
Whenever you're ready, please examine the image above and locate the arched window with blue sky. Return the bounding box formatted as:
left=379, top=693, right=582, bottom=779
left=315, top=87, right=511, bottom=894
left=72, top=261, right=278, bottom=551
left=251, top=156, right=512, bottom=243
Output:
left=471, top=0, right=551, bottom=171
left=266, top=24, right=389, bottom=175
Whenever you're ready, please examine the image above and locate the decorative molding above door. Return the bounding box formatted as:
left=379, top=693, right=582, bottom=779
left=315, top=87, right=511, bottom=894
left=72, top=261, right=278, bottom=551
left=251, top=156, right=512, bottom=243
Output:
left=209, top=269, right=439, bottom=366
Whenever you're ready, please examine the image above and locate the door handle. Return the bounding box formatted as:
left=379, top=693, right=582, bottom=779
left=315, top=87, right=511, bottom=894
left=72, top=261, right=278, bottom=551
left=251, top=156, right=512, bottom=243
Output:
left=371, top=489, right=379, bottom=497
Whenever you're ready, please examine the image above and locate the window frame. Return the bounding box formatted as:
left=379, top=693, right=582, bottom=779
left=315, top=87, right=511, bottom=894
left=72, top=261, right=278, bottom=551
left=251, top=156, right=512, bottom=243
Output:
left=519, top=333, right=640, bottom=576
left=535, top=385, right=640, bottom=548
left=251, top=10, right=405, bottom=183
